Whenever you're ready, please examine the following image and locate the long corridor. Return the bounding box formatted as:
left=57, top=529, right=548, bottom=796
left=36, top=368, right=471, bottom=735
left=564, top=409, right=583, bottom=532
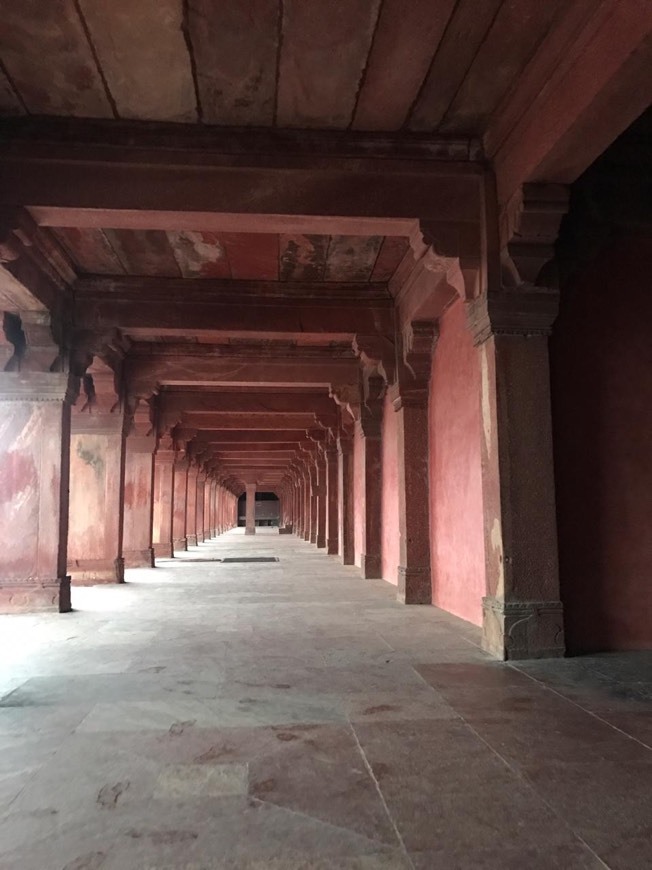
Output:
left=1, top=530, right=651, bottom=869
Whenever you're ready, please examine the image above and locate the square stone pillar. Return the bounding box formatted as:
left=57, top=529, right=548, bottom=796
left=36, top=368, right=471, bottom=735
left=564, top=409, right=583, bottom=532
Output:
left=123, top=433, right=155, bottom=567
left=68, top=401, right=127, bottom=585
left=195, top=471, right=206, bottom=542
left=315, top=453, right=327, bottom=549
left=172, top=454, right=189, bottom=552
left=337, top=429, right=354, bottom=565
left=210, top=479, right=218, bottom=536
left=467, top=287, right=565, bottom=659
left=245, top=482, right=256, bottom=535
left=302, top=470, right=311, bottom=541
left=308, top=460, right=318, bottom=545
left=0, top=372, right=75, bottom=612
left=203, top=476, right=213, bottom=539
left=152, top=438, right=175, bottom=558
left=393, top=322, right=438, bottom=604
left=324, top=442, right=339, bottom=555
left=186, top=464, right=199, bottom=546
left=358, top=377, right=384, bottom=579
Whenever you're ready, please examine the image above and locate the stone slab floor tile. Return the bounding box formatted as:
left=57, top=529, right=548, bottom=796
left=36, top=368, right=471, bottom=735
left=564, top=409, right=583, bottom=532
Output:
left=1, top=528, right=651, bottom=868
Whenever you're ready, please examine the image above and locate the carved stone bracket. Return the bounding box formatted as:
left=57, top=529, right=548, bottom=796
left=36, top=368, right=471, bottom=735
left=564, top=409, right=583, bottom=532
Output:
left=394, top=320, right=438, bottom=409
left=466, top=285, right=560, bottom=346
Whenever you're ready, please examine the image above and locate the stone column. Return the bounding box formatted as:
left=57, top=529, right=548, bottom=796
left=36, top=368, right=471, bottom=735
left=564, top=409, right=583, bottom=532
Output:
left=315, top=452, right=327, bottom=549
left=211, top=479, right=218, bottom=536
left=302, top=470, right=311, bottom=541
left=186, top=463, right=199, bottom=546
left=337, top=428, right=354, bottom=565
left=152, top=435, right=175, bottom=558
left=245, top=482, right=256, bottom=534
left=359, top=376, right=384, bottom=579
left=172, top=451, right=189, bottom=552
left=196, top=471, right=206, bottom=542
left=393, top=322, right=438, bottom=604
left=325, top=442, right=339, bottom=555
left=203, top=474, right=212, bottom=540
left=68, top=375, right=127, bottom=585
left=0, top=370, right=76, bottom=612
left=123, top=431, right=155, bottom=568
left=467, top=286, right=565, bottom=659
left=308, top=459, right=318, bottom=545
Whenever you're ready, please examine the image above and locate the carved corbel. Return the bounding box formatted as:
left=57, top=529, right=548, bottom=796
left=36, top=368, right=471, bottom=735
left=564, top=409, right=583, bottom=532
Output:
left=353, top=333, right=396, bottom=385
left=359, top=370, right=385, bottom=438
left=330, top=382, right=360, bottom=422
left=394, top=320, right=438, bottom=410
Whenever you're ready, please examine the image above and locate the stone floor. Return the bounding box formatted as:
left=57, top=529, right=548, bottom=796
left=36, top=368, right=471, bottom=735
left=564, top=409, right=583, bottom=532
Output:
left=0, top=530, right=651, bottom=870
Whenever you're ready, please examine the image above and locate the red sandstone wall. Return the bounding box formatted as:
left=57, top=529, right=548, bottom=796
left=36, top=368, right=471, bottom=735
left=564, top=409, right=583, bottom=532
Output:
left=429, top=298, right=485, bottom=625
left=381, top=392, right=399, bottom=585
left=551, top=235, right=652, bottom=652
left=353, top=424, right=364, bottom=568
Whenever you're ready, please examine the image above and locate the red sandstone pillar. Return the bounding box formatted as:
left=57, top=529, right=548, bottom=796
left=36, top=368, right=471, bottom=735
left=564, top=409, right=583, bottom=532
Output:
left=393, top=323, right=438, bottom=604
left=308, top=459, right=318, bottom=545
left=152, top=435, right=175, bottom=558
left=315, top=452, right=327, bottom=549
left=324, top=441, right=339, bottom=555
left=358, top=376, right=384, bottom=579
left=245, top=482, right=256, bottom=535
left=203, top=474, right=212, bottom=540
left=195, top=471, right=206, bottom=542
left=211, top=479, right=218, bottom=536
left=123, top=430, right=155, bottom=568
left=302, top=470, right=311, bottom=541
left=172, top=451, right=189, bottom=552
left=467, top=287, right=565, bottom=659
left=67, top=363, right=127, bottom=585
left=0, top=370, right=75, bottom=612
left=186, top=463, right=198, bottom=546
left=337, top=428, right=354, bottom=565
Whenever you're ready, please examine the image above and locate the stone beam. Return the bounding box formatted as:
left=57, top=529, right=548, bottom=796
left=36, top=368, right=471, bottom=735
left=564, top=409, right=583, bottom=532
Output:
left=173, top=413, right=326, bottom=431
left=160, top=391, right=339, bottom=416
left=126, top=352, right=359, bottom=397
left=0, top=118, right=484, bottom=225
left=183, top=430, right=312, bottom=444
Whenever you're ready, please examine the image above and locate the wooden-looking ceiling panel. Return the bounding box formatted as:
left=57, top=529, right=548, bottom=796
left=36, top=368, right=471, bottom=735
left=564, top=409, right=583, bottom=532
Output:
left=370, top=236, right=410, bottom=282
left=439, top=0, right=566, bottom=136
left=53, top=227, right=125, bottom=274
left=352, top=0, right=456, bottom=131
left=324, top=235, right=382, bottom=282
left=0, top=0, right=112, bottom=117
left=188, top=0, right=279, bottom=126
left=279, top=234, right=328, bottom=281
left=408, top=0, right=502, bottom=132
left=220, top=233, right=279, bottom=280
left=79, top=0, right=197, bottom=122
left=167, top=231, right=231, bottom=279
left=104, top=229, right=181, bottom=276
left=0, top=70, right=25, bottom=116
left=276, top=0, right=381, bottom=129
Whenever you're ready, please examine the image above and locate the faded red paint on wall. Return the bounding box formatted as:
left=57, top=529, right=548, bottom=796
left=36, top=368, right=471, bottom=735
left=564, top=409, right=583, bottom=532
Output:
left=429, top=298, right=485, bottom=625
left=381, top=391, right=399, bottom=585
left=551, top=234, right=652, bottom=652
left=353, top=424, right=364, bottom=568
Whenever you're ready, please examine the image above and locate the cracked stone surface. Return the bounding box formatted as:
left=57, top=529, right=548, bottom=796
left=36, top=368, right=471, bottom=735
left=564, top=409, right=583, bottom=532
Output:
left=0, top=529, right=650, bottom=869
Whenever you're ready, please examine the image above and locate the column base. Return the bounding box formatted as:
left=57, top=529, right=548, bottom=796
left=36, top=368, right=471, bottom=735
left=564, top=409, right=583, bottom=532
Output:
left=153, top=542, right=174, bottom=558
left=186, top=534, right=198, bottom=547
left=360, top=553, right=382, bottom=579
left=326, top=538, right=338, bottom=555
left=68, top=558, right=125, bottom=585
left=397, top=565, right=432, bottom=605
left=0, top=576, right=71, bottom=613
left=244, top=527, right=256, bottom=535
left=124, top=548, right=155, bottom=568
left=173, top=537, right=188, bottom=552
left=482, top=596, right=565, bottom=660
left=317, top=534, right=326, bottom=549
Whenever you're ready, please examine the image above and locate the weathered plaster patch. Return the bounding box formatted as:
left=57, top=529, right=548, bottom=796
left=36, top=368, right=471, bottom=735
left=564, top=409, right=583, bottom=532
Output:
left=481, top=344, right=492, bottom=458
left=490, top=516, right=505, bottom=598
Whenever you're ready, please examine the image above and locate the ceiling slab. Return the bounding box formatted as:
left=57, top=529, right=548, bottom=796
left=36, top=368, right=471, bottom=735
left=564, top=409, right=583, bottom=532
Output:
left=53, top=227, right=125, bottom=274
left=279, top=234, right=328, bottom=282
left=188, top=0, right=279, bottom=126
left=324, top=236, right=382, bottom=282
left=0, top=0, right=111, bottom=117
left=166, top=231, right=231, bottom=279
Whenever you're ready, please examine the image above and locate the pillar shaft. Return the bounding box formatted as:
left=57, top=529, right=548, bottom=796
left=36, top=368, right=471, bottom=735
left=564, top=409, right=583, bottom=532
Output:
left=0, top=372, right=74, bottom=612
left=152, top=447, right=175, bottom=558
left=196, top=473, right=206, bottom=542
left=338, top=433, right=354, bottom=565
left=245, top=482, right=256, bottom=534
left=468, top=288, right=564, bottom=659
left=315, top=454, right=327, bottom=548
left=186, top=465, right=198, bottom=546
left=172, top=458, right=189, bottom=551
left=308, top=462, right=318, bottom=544
left=359, top=419, right=383, bottom=579
left=325, top=445, right=339, bottom=555
left=123, top=434, right=155, bottom=567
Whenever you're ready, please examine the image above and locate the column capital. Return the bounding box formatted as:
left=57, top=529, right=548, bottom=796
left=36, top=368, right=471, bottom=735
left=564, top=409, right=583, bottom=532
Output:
left=466, top=286, right=559, bottom=346
left=393, top=320, right=438, bottom=410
